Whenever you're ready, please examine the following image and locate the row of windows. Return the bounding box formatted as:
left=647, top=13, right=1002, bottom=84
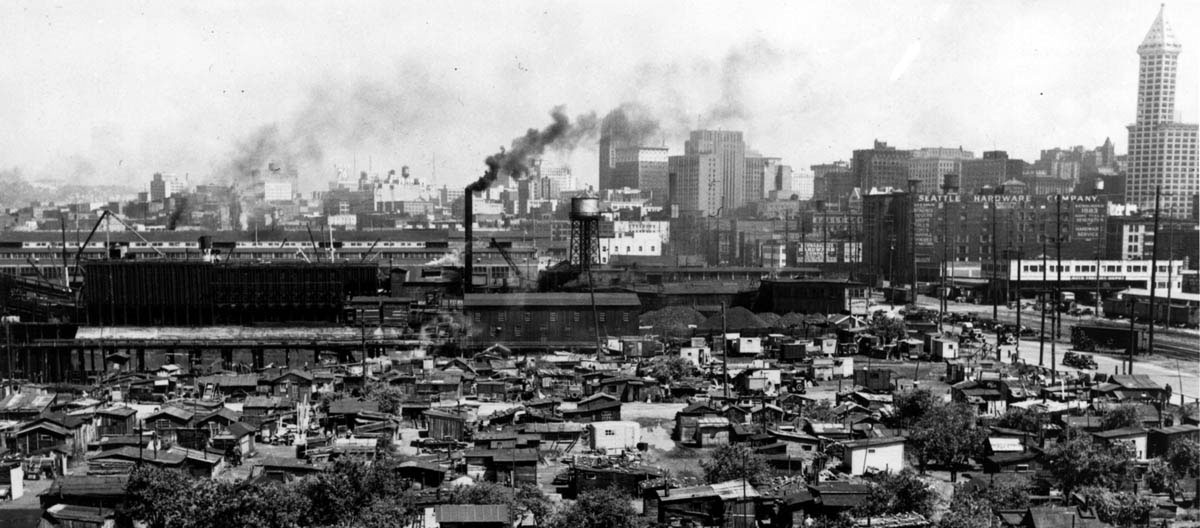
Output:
left=474, top=311, right=630, bottom=324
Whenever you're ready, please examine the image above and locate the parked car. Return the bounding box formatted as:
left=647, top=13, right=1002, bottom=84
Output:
left=1063, top=351, right=1098, bottom=370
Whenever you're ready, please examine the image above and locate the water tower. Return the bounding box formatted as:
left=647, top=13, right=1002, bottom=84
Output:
left=569, top=195, right=601, bottom=270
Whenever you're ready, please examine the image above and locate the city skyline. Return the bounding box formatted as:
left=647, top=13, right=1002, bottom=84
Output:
left=1, top=1, right=1197, bottom=193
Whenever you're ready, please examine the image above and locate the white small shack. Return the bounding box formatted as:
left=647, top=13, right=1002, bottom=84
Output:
left=931, top=338, right=959, bottom=360
left=843, top=436, right=906, bottom=475
left=588, top=421, right=641, bottom=454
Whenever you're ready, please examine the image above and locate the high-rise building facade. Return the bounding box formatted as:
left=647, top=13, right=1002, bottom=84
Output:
left=745, top=153, right=781, bottom=202
left=961, top=151, right=1027, bottom=195
left=907, top=147, right=974, bottom=195
left=687, top=130, right=746, bottom=212
left=150, top=173, right=187, bottom=201
left=668, top=153, right=720, bottom=216
left=610, top=146, right=669, bottom=205
left=852, top=141, right=912, bottom=192
left=1126, top=6, right=1199, bottom=219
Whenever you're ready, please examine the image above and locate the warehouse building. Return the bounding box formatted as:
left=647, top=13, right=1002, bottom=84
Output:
left=463, top=292, right=641, bottom=349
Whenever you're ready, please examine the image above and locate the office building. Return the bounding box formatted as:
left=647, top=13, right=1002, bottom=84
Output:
left=907, top=147, right=973, bottom=195
left=668, top=130, right=747, bottom=216
left=150, top=173, right=187, bottom=201
left=1125, top=6, right=1199, bottom=218
left=852, top=141, right=911, bottom=191
left=745, top=152, right=781, bottom=202
left=609, top=147, right=669, bottom=205
left=961, top=151, right=1027, bottom=195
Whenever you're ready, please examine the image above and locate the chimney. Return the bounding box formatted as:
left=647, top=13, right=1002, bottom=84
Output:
left=464, top=189, right=474, bottom=293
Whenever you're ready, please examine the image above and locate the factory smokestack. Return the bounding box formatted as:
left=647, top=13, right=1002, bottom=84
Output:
left=462, top=106, right=597, bottom=293
left=464, top=190, right=474, bottom=293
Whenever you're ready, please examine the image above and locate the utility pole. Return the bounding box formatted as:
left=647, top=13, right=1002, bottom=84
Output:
left=721, top=302, right=729, bottom=400
left=1148, top=185, right=1161, bottom=355
left=1165, top=227, right=1174, bottom=331
left=1039, top=218, right=1047, bottom=368
left=1128, top=296, right=1137, bottom=374
left=939, top=201, right=948, bottom=333
left=991, top=192, right=999, bottom=322
left=1051, top=194, right=1062, bottom=385
left=909, top=178, right=920, bottom=306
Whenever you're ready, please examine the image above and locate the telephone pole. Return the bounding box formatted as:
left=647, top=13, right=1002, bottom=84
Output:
left=1148, top=185, right=1161, bottom=356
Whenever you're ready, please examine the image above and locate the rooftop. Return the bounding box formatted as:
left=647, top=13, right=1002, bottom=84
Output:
left=464, top=292, right=641, bottom=307
left=436, top=505, right=510, bottom=524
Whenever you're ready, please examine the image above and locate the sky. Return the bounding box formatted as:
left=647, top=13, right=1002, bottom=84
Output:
left=0, top=0, right=1196, bottom=193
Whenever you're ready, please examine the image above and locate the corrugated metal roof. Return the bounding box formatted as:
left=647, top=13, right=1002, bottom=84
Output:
left=988, top=437, right=1024, bottom=453
left=0, top=392, right=55, bottom=411
left=1093, top=426, right=1147, bottom=439
left=436, top=505, right=509, bottom=523
left=711, top=480, right=761, bottom=500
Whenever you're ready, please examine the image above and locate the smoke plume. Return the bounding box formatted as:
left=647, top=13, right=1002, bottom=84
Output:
left=600, top=102, right=662, bottom=147
left=166, top=196, right=189, bottom=231
left=467, top=106, right=598, bottom=193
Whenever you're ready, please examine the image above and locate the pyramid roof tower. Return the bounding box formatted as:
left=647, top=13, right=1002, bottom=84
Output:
left=1138, top=4, right=1182, bottom=54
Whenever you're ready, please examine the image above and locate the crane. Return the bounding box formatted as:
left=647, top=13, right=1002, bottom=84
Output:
left=489, top=238, right=526, bottom=289
left=71, top=209, right=165, bottom=271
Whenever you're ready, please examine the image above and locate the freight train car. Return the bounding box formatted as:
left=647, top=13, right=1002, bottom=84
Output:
left=1103, top=288, right=1199, bottom=328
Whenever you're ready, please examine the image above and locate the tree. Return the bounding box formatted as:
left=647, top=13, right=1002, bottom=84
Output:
left=363, top=381, right=406, bottom=414
left=1043, top=433, right=1133, bottom=495
left=121, top=466, right=313, bottom=528
left=907, top=401, right=987, bottom=479
left=892, top=389, right=938, bottom=426
left=803, top=398, right=840, bottom=422
left=549, top=486, right=640, bottom=528
left=1167, top=439, right=1199, bottom=478
left=936, top=493, right=1000, bottom=528
left=119, top=466, right=212, bottom=528
left=701, top=444, right=771, bottom=486
left=1099, top=405, right=1140, bottom=431
left=869, top=312, right=907, bottom=344
left=644, top=355, right=698, bottom=386
left=445, top=481, right=552, bottom=526
left=1144, top=459, right=1176, bottom=494
left=515, top=484, right=554, bottom=527
left=935, top=476, right=1030, bottom=528
left=856, top=469, right=937, bottom=518
left=298, top=454, right=415, bottom=526
left=1078, top=486, right=1155, bottom=527
left=809, top=513, right=855, bottom=528
left=996, top=407, right=1044, bottom=434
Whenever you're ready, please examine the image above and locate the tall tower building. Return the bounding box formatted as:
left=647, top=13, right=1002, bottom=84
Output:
left=1126, top=5, right=1199, bottom=219
left=686, top=130, right=746, bottom=212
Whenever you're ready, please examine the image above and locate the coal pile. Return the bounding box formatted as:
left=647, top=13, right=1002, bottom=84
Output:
left=756, top=312, right=782, bottom=327
left=698, top=306, right=767, bottom=331
left=641, top=306, right=707, bottom=338
left=779, top=312, right=807, bottom=327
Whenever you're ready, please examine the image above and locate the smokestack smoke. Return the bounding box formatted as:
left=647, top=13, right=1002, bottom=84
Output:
left=600, top=102, right=662, bottom=147
left=467, top=106, right=597, bottom=194
left=167, top=196, right=189, bottom=231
